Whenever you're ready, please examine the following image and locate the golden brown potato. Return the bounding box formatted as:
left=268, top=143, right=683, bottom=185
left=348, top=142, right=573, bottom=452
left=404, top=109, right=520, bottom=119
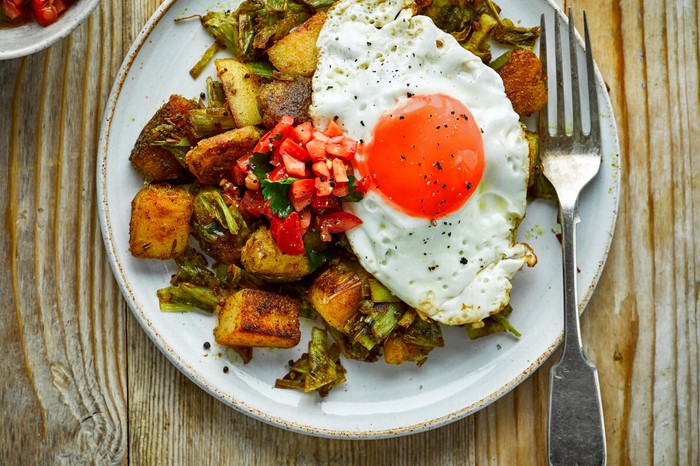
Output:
left=184, top=126, right=263, bottom=185
left=129, top=184, right=194, bottom=259
left=215, top=58, right=263, bottom=127
left=240, top=227, right=312, bottom=281
left=129, top=94, right=199, bottom=181
left=214, top=289, right=301, bottom=348
left=267, top=12, right=326, bottom=77
left=496, top=48, right=548, bottom=116
left=258, top=76, right=312, bottom=129
left=308, top=260, right=370, bottom=331
left=383, top=334, right=425, bottom=365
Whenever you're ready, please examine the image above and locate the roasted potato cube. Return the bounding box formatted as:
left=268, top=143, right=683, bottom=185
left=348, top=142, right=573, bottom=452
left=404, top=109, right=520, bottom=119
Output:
left=214, top=289, right=301, bottom=348
left=383, top=334, right=426, bottom=365
left=258, top=76, right=312, bottom=129
left=240, top=227, right=312, bottom=281
left=129, top=94, right=199, bottom=181
left=185, top=126, right=263, bottom=185
left=267, top=12, right=326, bottom=77
left=129, top=184, right=194, bottom=259
left=496, top=48, right=548, bottom=116
left=308, top=261, right=369, bottom=331
left=216, top=58, right=263, bottom=127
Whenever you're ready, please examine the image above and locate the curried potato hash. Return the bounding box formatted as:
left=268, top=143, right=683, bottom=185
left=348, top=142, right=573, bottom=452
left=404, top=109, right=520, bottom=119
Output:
left=128, top=0, right=547, bottom=397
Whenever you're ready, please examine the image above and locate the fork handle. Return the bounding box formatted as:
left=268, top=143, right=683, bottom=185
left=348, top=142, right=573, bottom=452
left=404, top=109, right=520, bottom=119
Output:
left=548, top=204, right=607, bottom=466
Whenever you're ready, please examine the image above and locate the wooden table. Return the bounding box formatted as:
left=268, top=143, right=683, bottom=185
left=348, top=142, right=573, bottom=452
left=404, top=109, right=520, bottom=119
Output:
left=1, top=0, right=698, bottom=464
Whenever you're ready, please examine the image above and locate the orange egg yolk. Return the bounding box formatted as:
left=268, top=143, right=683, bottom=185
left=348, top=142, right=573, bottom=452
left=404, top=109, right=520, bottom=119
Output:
left=355, top=94, right=485, bottom=220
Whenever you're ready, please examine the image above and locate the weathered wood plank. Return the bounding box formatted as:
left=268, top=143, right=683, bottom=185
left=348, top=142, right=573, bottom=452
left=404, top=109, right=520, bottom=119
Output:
left=0, top=5, right=128, bottom=464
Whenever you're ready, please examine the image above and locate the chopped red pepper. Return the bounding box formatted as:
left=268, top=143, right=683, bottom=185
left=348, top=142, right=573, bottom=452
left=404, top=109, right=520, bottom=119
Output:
left=270, top=212, right=305, bottom=255
left=318, top=211, right=363, bottom=241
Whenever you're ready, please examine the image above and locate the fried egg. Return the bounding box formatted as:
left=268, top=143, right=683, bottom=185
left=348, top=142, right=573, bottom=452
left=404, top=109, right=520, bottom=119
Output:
left=310, top=0, right=536, bottom=325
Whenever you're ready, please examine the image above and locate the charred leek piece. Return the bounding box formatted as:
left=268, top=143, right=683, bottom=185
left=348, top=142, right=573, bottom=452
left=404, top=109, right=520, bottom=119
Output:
left=150, top=124, right=191, bottom=164
left=171, top=247, right=220, bottom=289
left=492, top=18, right=539, bottom=48
left=467, top=305, right=521, bottom=339
left=347, top=302, right=405, bottom=350
left=275, top=327, right=347, bottom=396
left=368, top=278, right=401, bottom=303
left=188, top=108, right=235, bottom=139
left=157, top=283, right=221, bottom=313
left=193, top=188, right=248, bottom=240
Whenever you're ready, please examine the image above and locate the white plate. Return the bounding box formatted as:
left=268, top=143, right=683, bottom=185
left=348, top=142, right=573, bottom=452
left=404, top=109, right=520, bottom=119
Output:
left=98, top=0, right=620, bottom=438
left=0, top=0, right=100, bottom=60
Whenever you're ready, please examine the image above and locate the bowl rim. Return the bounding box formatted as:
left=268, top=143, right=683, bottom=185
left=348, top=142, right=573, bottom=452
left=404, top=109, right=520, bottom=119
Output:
left=0, top=0, right=101, bottom=60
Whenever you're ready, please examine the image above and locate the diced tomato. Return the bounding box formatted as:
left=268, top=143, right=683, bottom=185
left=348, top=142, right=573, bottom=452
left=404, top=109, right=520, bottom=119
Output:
left=290, top=179, right=315, bottom=200
left=332, top=182, right=349, bottom=197
left=279, top=138, right=311, bottom=161
left=289, top=179, right=315, bottom=212
left=312, top=194, right=340, bottom=212
left=325, top=136, right=358, bottom=160
left=356, top=175, right=370, bottom=194
left=253, top=116, right=294, bottom=154
left=332, top=158, right=349, bottom=182
left=270, top=212, right=305, bottom=255
left=232, top=163, right=246, bottom=185
left=306, top=139, right=327, bottom=162
left=267, top=165, right=288, bottom=182
left=236, top=153, right=252, bottom=174
left=323, top=120, right=344, bottom=138
left=2, top=0, right=24, bottom=20
left=281, top=153, right=306, bottom=178
left=312, top=131, right=329, bottom=143
left=299, top=210, right=312, bottom=236
left=315, top=177, right=333, bottom=197
left=292, top=122, right=314, bottom=146
left=31, top=0, right=59, bottom=26
left=54, top=0, right=67, bottom=14
left=318, top=211, right=363, bottom=241
left=240, top=189, right=270, bottom=218
left=311, top=160, right=331, bottom=179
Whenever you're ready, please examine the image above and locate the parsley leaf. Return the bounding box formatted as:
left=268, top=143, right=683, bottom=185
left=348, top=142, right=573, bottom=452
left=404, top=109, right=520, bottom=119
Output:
left=304, top=242, right=334, bottom=272
left=261, top=177, right=298, bottom=218
left=249, top=152, right=273, bottom=180
left=340, top=175, right=364, bottom=202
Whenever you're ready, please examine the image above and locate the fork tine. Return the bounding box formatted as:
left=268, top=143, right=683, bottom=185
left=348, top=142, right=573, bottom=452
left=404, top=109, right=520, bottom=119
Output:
left=584, top=12, right=601, bottom=142
left=554, top=14, right=566, bottom=135
left=539, top=14, right=549, bottom=137
left=568, top=8, right=581, bottom=137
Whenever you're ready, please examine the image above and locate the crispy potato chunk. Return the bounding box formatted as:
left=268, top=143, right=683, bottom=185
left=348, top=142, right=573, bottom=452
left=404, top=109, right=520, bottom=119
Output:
left=383, top=334, right=425, bottom=365
left=185, top=126, right=263, bottom=185
left=258, top=76, right=312, bottom=129
left=497, top=48, right=548, bottom=116
left=214, top=289, right=301, bottom=348
left=129, top=95, right=198, bottom=181
left=308, top=261, right=370, bottom=331
left=267, top=12, right=326, bottom=77
left=129, top=184, right=194, bottom=259
left=216, top=58, right=263, bottom=127
left=240, top=227, right=312, bottom=281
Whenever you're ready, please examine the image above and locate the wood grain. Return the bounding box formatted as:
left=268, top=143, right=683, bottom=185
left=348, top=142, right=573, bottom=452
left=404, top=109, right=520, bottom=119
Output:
left=0, top=0, right=698, bottom=464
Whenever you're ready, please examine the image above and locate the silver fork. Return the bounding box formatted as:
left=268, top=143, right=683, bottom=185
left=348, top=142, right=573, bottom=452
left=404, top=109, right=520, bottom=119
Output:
left=539, top=9, right=607, bottom=466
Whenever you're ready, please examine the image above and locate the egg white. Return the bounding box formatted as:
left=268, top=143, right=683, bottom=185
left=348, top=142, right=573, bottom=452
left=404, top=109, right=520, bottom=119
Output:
left=310, top=0, right=536, bottom=325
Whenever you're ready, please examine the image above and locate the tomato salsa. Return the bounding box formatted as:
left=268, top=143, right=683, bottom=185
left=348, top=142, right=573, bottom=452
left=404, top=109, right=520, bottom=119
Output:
left=1, top=0, right=74, bottom=28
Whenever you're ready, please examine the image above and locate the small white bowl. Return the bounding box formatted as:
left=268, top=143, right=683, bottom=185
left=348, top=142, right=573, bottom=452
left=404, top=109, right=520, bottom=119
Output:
left=0, top=0, right=100, bottom=60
